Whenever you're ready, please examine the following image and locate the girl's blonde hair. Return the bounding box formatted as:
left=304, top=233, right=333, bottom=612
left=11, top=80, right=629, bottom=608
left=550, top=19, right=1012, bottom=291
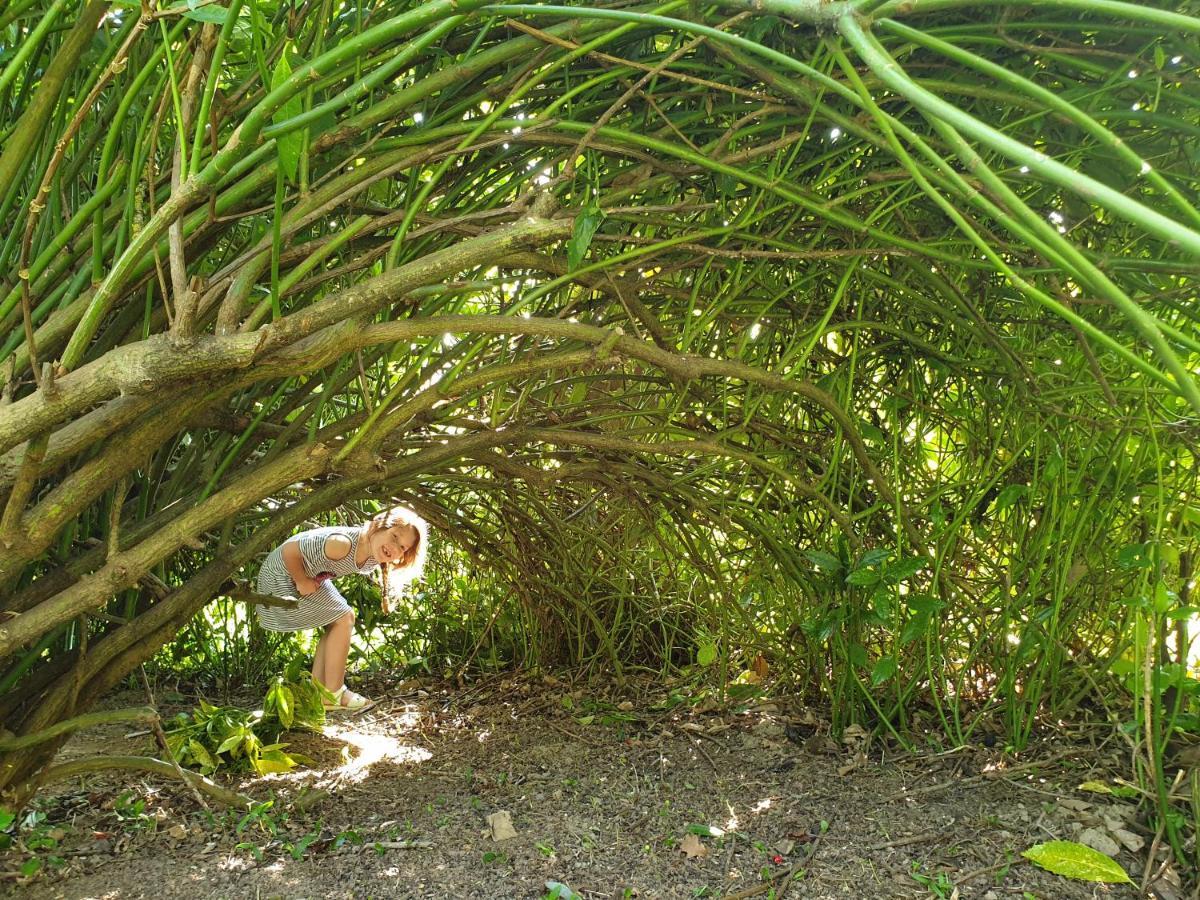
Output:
left=366, top=505, right=428, bottom=613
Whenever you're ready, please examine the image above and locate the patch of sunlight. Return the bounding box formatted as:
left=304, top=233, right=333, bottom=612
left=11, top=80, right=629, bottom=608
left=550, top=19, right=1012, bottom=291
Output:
left=753, top=798, right=772, bottom=813
left=218, top=853, right=257, bottom=873
left=321, top=723, right=432, bottom=783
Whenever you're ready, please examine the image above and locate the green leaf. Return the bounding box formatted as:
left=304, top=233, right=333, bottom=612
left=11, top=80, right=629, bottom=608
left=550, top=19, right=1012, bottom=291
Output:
left=1108, top=658, right=1136, bottom=676
left=567, top=203, right=604, bottom=271
left=216, top=731, right=245, bottom=755
left=900, top=612, right=931, bottom=646
left=885, top=556, right=925, bottom=582
left=686, top=823, right=725, bottom=836
left=0, top=808, right=14, bottom=831
left=183, top=5, right=229, bottom=24
left=277, top=684, right=294, bottom=730
left=854, top=548, right=891, bottom=569
left=252, top=748, right=297, bottom=775
left=870, top=588, right=892, bottom=624
left=905, top=593, right=945, bottom=615
left=188, top=739, right=217, bottom=773
left=1022, top=841, right=1131, bottom=884
left=870, top=656, right=897, bottom=687
left=993, top=483, right=1028, bottom=514
left=846, top=567, right=881, bottom=586
left=848, top=643, right=868, bottom=669
left=696, top=640, right=717, bottom=667
left=270, top=49, right=304, bottom=184
left=858, top=419, right=886, bottom=443
left=1152, top=581, right=1177, bottom=615
left=1116, top=542, right=1152, bottom=569
left=804, top=550, right=843, bottom=573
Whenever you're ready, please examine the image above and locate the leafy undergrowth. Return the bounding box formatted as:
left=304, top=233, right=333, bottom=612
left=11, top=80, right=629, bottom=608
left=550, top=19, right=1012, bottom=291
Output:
left=163, top=670, right=332, bottom=777
left=2, top=672, right=1188, bottom=899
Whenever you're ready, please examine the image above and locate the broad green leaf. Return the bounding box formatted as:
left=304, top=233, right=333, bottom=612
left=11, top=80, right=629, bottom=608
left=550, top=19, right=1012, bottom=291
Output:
left=905, top=594, right=946, bottom=614
left=252, top=749, right=297, bottom=775
left=993, top=483, right=1028, bottom=513
left=277, top=684, right=294, bottom=730
left=1152, top=581, right=1177, bottom=614
left=1116, top=542, right=1152, bottom=569
left=870, top=588, right=892, bottom=624
left=804, top=550, right=842, bottom=573
left=188, top=739, right=217, bottom=772
left=686, top=823, right=725, bottom=836
left=846, top=568, right=881, bottom=586
left=900, top=612, right=931, bottom=646
left=567, top=204, right=604, bottom=271
left=858, top=419, right=886, bottom=443
left=886, top=556, right=925, bottom=581
left=182, top=5, right=229, bottom=24
left=216, top=731, right=245, bottom=755
left=696, top=640, right=717, bottom=667
left=1022, top=841, right=1131, bottom=884
left=1108, top=658, right=1136, bottom=676
left=270, top=50, right=304, bottom=184
left=854, top=548, right=891, bottom=569
left=870, top=656, right=897, bottom=686
left=0, top=808, right=14, bottom=831
left=848, top=643, right=868, bottom=669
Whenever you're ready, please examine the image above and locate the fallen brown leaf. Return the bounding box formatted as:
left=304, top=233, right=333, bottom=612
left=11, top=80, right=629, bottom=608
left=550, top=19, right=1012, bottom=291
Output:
left=679, top=833, right=708, bottom=859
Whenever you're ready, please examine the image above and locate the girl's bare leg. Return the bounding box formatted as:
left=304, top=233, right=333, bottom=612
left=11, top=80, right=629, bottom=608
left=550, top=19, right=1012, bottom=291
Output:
left=322, top=610, right=354, bottom=697
left=312, top=628, right=329, bottom=687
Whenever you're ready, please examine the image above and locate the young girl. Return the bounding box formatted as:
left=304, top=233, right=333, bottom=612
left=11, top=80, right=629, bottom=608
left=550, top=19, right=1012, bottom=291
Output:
left=256, top=506, right=427, bottom=711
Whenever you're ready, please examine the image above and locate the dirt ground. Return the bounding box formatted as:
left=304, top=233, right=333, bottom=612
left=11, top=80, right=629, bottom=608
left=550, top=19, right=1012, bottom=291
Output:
left=2, top=673, right=1188, bottom=900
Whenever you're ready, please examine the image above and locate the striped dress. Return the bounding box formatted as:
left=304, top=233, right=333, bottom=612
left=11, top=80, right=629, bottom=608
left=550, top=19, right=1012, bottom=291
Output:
left=255, top=526, right=380, bottom=632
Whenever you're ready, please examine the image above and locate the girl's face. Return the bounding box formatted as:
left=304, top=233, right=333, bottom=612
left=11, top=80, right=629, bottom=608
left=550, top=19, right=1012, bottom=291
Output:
left=371, top=523, right=418, bottom=565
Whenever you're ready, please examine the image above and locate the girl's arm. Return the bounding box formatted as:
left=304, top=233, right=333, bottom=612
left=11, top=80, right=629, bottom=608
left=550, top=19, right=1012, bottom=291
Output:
left=281, top=540, right=318, bottom=596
